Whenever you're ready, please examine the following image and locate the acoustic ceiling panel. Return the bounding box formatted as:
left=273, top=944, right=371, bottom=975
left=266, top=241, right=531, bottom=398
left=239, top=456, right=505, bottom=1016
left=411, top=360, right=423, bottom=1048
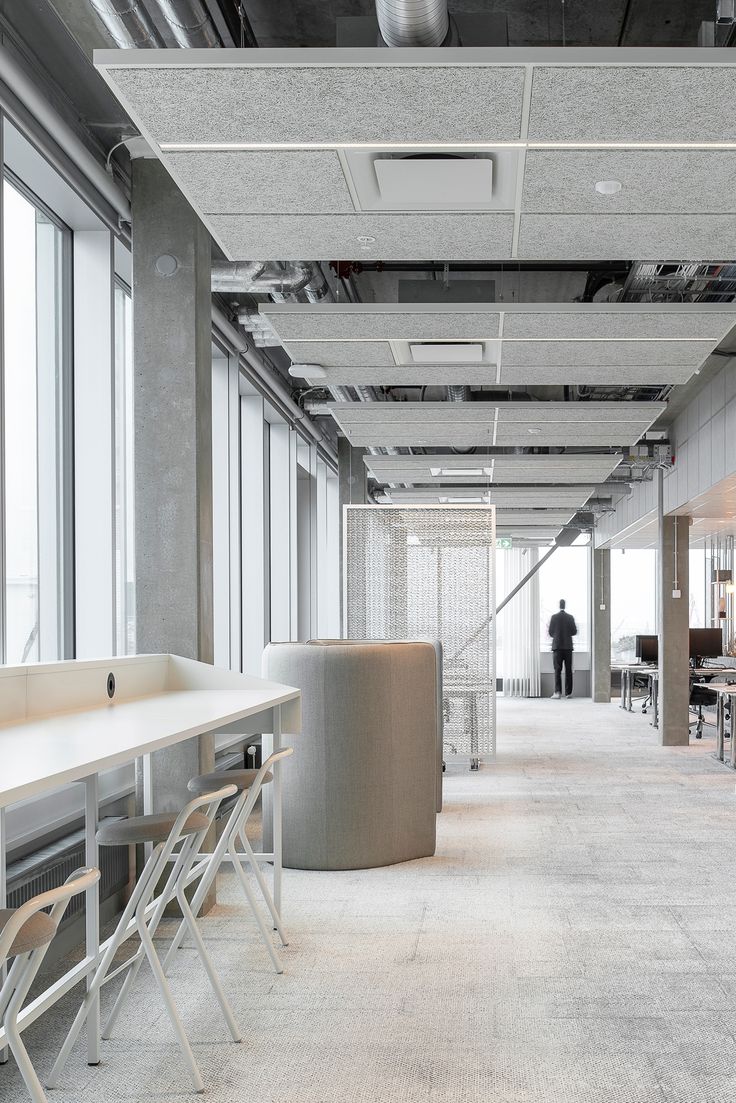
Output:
left=288, top=341, right=395, bottom=367
left=302, top=364, right=496, bottom=385
left=104, top=62, right=527, bottom=145
left=497, top=364, right=694, bottom=385
left=96, top=49, right=736, bottom=263
left=363, top=452, right=622, bottom=484
left=526, top=65, right=736, bottom=144
left=518, top=214, right=736, bottom=262
left=378, top=486, right=594, bottom=508
left=330, top=401, right=664, bottom=448
left=269, top=309, right=502, bottom=341
left=500, top=340, right=712, bottom=367
left=522, top=150, right=736, bottom=215
left=380, top=496, right=577, bottom=525
left=499, top=310, right=734, bottom=341
left=163, top=150, right=354, bottom=214
left=207, top=213, right=516, bottom=261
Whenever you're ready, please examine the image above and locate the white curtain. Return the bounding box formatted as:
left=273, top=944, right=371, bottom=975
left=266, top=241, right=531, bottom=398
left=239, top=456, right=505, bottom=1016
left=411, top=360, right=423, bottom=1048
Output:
left=501, top=547, right=541, bottom=698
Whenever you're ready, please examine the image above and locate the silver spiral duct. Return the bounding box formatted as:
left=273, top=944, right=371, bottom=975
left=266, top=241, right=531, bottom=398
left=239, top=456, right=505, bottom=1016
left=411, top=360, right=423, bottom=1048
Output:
left=447, top=385, right=470, bottom=402
left=89, top=0, right=165, bottom=47
left=212, top=261, right=329, bottom=302
left=155, top=0, right=221, bottom=47
left=376, top=0, right=449, bottom=47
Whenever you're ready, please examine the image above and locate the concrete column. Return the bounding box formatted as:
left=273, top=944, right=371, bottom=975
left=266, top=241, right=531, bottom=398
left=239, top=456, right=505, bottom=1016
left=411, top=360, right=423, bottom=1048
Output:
left=132, top=159, right=214, bottom=810
left=338, top=438, right=368, bottom=629
left=592, top=548, right=611, bottom=702
left=658, top=514, right=690, bottom=746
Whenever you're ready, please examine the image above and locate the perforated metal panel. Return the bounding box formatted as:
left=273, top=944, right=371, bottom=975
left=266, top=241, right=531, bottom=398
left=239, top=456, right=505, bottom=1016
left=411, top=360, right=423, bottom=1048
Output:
left=344, top=505, right=496, bottom=762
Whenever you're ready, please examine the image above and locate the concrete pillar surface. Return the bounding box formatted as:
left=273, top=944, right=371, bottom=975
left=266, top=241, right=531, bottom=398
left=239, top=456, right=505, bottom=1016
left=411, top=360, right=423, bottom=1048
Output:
left=132, top=159, right=215, bottom=812
left=658, top=514, right=690, bottom=747
left=592, top=548, right=611, bottom=703
left=338, top=438, right=368, bottom=630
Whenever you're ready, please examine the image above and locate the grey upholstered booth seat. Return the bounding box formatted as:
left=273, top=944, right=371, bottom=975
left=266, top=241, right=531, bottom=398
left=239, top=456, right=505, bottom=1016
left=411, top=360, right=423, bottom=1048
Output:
left=314, top=638, right=444, bottom=812
left=262, top=640, right=438, bottom=871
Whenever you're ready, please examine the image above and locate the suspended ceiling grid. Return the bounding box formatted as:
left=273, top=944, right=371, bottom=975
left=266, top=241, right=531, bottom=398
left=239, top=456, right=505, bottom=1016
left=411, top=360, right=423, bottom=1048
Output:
left=95, top=47, right=736, bottom=262
left=330, top=400, right=667, bottom=448
left=261, top=303, right=736, bottom=386
left=363, top=452, right=623, bottom=485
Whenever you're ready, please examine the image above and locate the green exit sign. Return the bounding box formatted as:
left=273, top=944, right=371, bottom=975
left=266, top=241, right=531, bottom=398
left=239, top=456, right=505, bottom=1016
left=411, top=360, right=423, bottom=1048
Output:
left=496, top=537, right=512, bottom=550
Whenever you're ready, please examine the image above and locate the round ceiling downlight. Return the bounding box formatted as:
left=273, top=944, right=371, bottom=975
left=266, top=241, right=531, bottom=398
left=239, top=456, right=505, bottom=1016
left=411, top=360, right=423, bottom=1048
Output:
left=595, top=179, right=623, bottom=196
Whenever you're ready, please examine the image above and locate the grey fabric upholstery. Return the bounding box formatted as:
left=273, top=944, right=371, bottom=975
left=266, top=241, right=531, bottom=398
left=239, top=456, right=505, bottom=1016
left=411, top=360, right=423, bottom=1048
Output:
left=262, top=640, right=438, bottom=871
left=0, top=909, right=56, bottom=956
left=311, top=638, right=444, bottom=812
left=96, top=811, right=209, bottom=846
left=188, top=768, right=273, bottom=796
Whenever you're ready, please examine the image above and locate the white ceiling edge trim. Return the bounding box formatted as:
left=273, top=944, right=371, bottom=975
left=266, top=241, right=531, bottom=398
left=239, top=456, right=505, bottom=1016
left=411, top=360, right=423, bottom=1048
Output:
left=93, top=46, right=736, bottom=68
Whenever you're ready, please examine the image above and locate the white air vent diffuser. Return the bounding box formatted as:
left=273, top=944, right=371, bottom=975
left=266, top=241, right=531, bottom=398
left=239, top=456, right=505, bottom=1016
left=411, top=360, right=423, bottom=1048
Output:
left=374, top=157, right=493, bottom=206
left=410, top=342, right=484, bottom=363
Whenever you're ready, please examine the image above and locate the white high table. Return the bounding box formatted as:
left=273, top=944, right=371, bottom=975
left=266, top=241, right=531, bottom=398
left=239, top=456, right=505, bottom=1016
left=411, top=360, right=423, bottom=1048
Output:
left=0, top=654, right=300, bottom=1063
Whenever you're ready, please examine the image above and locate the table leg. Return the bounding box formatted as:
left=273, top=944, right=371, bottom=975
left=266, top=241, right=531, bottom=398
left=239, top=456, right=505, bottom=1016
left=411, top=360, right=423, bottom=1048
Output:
left=272, top=705, right=283, bottom=923
left=84, top=775, right=100, bottom=1065
left=730, top=695, right=736, bottom=770
left=620, top=670, right=627, bottom=709
left=717, top=695, right=725, bottom=761
left=0, top=806, right=6, bottom=1064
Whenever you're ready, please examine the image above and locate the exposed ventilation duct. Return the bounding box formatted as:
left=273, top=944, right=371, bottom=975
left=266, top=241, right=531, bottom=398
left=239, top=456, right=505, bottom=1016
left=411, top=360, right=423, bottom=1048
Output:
left=88, top=0, right=165, bottom=48
left=447, top=385, right=470, bottom=402
left=376, top=0, right=450, bottom=46
left=155, top=0, right=222, bottom=47
left=212, top=261, right=329, bottom=302
left=88, top=0, right=222, bottom=48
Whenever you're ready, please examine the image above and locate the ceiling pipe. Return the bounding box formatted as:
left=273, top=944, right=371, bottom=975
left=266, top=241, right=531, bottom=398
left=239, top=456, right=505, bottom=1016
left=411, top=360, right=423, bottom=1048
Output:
left=0, top=42, right=131, bottom=223
left=376, top=0, right=450, bottom=46
left=212, top=260, right=329, bottom=302
left=154, top=0, right=222, bottom=47
left=88, top=0, right=165, bottom=47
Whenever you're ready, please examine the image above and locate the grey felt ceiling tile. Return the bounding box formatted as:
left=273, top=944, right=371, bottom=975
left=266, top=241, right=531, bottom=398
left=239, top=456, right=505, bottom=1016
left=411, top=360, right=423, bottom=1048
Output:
left=517, top=214, right=736, bottom=262
left=363, top=454, right=622, bottom=485
left=162, top=150, right=354, bottom=214
left=501, top=310, right=736, bottom=341
left=208, top=213, right=515, bottom=262
left=109, top=64, right=526, bottom=144
left=313, top=364, right=497, bottom=385
left=493, top=423, right=649, bottom=447
left=501, top=341, right=709, bottom=367
left=498, top=364, right=694, bottom=385
left=262, top=309, right=502, bottom=341
left=285, top=341, right=395, bottom=367
left=522, top=150, right=736, bottom=216
left=383, top=486, right=593, bottom=507
left=527, top=66, right=736, bottom=143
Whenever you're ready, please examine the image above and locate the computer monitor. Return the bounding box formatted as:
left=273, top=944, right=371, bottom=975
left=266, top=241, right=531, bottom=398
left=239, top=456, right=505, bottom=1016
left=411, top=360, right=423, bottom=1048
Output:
left=689, top=627, right=723, bottom=663
left=635, top=634, right=658, bottom=663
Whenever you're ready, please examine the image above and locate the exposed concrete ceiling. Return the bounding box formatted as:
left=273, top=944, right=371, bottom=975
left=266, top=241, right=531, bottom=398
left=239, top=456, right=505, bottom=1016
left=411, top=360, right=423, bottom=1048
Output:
left=242, top=1, right=711, bottom=49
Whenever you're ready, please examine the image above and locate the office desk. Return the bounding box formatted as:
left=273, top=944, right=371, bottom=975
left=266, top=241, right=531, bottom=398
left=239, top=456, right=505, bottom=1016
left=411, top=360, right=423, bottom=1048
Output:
left=693, top=679, right=736, bottom=765
left=0, top=654, right=300, bottom=1059
left=617, top=664, right=658, bottom=723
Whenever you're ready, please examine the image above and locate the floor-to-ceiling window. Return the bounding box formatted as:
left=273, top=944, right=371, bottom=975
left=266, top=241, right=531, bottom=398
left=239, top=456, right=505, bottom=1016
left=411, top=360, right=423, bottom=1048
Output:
left=114, top=280, right=135, bottom=654
left=539, top=545, right=590, bottom=651
left=609, top=548, right=657, bottom=662
left=2, top=175, right=70, bottom=663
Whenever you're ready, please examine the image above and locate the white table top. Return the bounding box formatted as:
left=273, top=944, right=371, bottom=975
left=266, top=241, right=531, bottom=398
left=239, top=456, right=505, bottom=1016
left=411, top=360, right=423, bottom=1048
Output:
left=692, top=680, right=736, bottom=694
left=0, top=685, right=299, bottom=808
left=618, top=664, right=658, bottom=675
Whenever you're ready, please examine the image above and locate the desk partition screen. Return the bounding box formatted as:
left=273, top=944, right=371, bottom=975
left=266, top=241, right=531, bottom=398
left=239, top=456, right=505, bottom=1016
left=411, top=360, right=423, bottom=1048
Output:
left=344, top=505, right=496, bottom=760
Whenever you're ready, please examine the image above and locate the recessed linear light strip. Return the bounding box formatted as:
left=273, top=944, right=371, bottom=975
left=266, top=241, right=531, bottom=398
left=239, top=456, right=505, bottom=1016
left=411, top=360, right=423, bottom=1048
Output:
left=161, top=140, right=736, bottom=151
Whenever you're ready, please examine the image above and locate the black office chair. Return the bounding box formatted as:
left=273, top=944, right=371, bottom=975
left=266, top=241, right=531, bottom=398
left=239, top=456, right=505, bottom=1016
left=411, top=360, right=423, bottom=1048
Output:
left=632, top=673, right=652, bottom=714
left=689, top=684, right=717, bottom=739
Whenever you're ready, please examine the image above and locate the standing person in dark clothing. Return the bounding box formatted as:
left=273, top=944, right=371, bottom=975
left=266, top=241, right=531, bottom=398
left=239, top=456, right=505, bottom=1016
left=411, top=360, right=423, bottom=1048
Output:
left=548, top=599, right=577, bottom=699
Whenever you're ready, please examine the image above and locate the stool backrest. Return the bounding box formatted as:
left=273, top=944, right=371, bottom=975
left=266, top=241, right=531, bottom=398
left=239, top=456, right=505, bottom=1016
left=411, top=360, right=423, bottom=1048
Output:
left=0, top=867, right=100, bottom=964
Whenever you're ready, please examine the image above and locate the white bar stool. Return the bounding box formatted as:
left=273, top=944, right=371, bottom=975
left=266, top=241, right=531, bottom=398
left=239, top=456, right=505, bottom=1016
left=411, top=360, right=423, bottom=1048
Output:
left=165, top=749, right=293, bottom=976
left=48, top=785, right=239, bottom=1096
left=0, top=867, right=100, bottom=1103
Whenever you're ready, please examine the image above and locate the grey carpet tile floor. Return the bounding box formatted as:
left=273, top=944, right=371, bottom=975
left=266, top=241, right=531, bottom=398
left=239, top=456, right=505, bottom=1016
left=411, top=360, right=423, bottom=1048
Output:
left=3, top=697, right=736, bottom=1102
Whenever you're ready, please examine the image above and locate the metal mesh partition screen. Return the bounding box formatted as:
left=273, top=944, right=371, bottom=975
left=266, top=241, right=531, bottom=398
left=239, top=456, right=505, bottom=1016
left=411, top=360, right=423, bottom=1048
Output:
left=344, top=506, right=496, bottom=762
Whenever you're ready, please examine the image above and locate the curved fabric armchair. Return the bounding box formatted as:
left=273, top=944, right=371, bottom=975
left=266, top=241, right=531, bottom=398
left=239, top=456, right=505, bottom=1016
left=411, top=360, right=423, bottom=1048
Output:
left=262, top=640, right=438, bottom=870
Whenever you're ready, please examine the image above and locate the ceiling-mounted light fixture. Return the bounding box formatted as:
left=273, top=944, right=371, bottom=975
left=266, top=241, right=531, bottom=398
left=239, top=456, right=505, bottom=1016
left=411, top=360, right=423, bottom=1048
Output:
left=288, top=363, right=327, bottom=379
left=595, top=179, right=623, bottom=195
left=527, top=427, right=542, bottom=435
